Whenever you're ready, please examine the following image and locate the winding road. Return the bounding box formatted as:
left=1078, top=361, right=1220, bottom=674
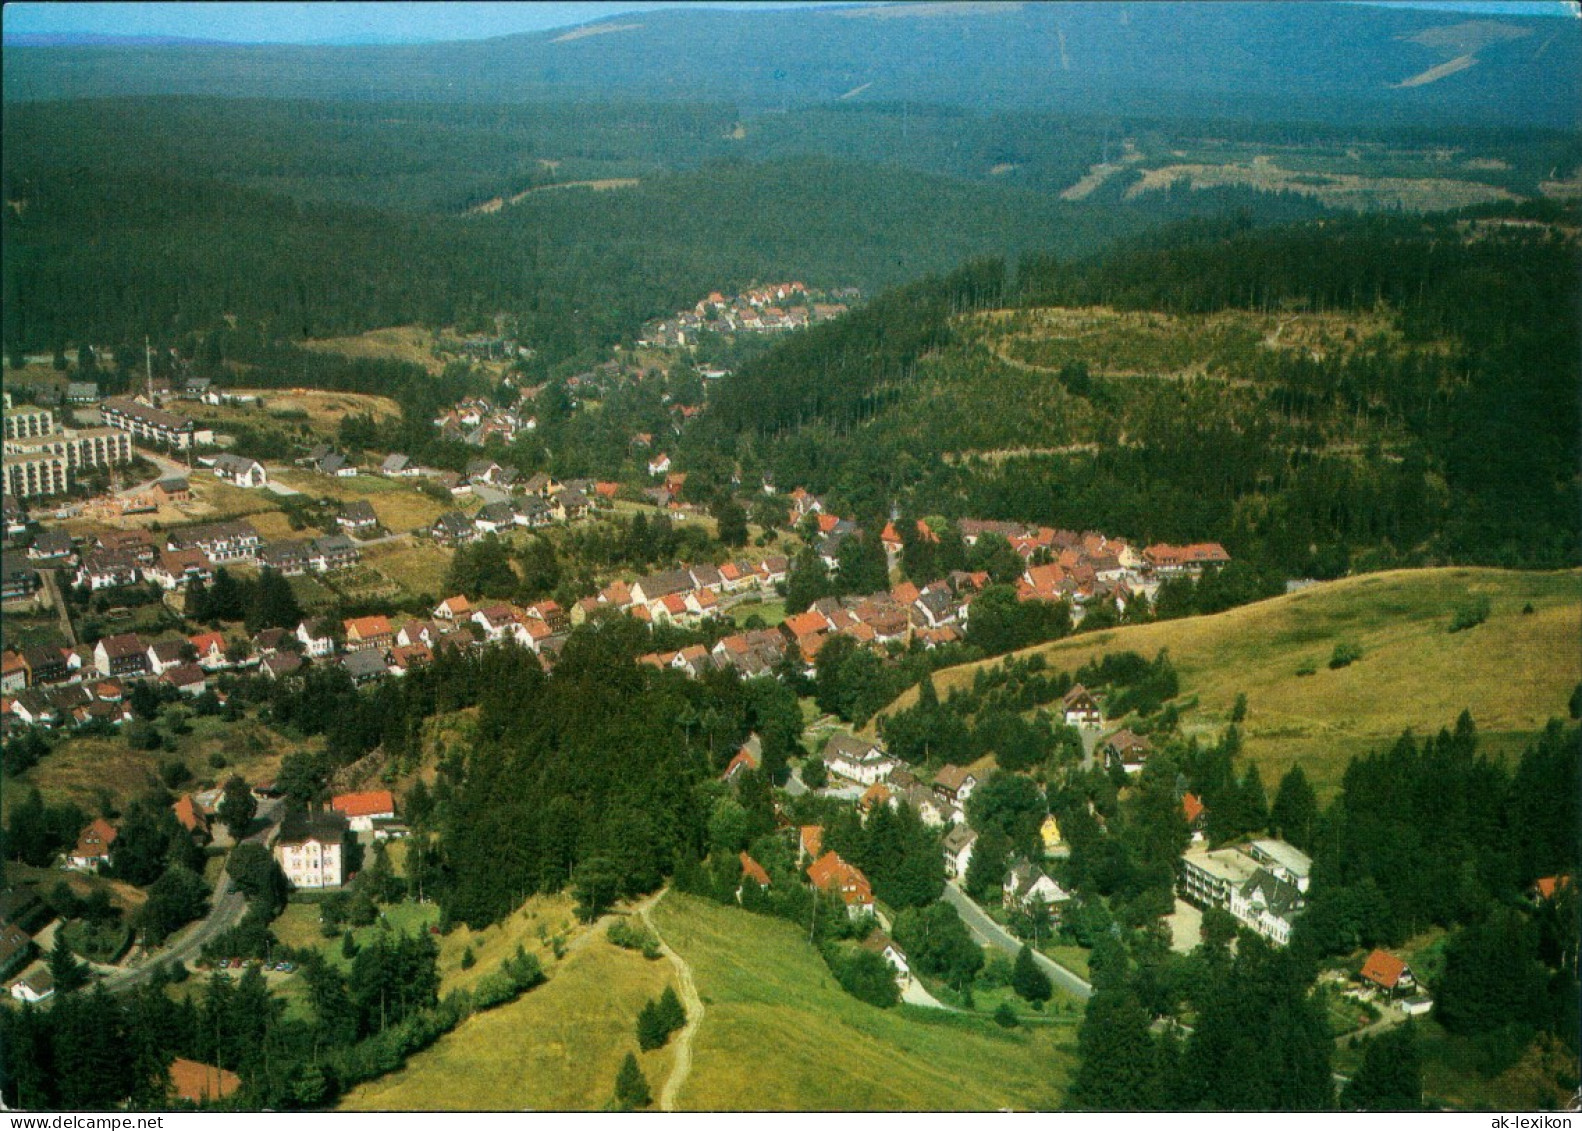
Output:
left=637, top=889, right=704, bottom=1113
left=942, top=881, right=1092, bottom=1002
left=101, top=800, right=282, bottom=993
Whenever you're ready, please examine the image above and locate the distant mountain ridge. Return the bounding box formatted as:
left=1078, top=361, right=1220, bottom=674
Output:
left=4, top=2, right=1577, bottom=129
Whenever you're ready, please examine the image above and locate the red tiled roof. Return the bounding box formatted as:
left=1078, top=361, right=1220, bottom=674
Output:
left=345, top=615, right=392, bottom=639
left=331, top=790, right=396, bottom=819
left=168, top=1058, right=241, bottom=1104
left=807, top=851, right=873, bottom=907
left=740, top=852, right=771, bottom=888
left=172, top=795, right=208, bottom=834
left=1182, top=792, right=1205, bottom=824
left=74, top=818, right=118, bottom=860
left=1360, top=949, right=1408, bottom=990
left=800, top=826, right=823, bottom=859
left=1535, top=875, right=1573, bottom=900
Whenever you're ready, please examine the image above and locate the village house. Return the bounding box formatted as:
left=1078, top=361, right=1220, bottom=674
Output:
left=473, top=501, right=515, bottom=535
left=341, top=649, right=389, bottom=684
left=380, top=453, right=421, bottom=478
left=739, top=852, right=771, bottom=895
left=69, top=817, right=118, bottom=871
left=155, top=477, right=191, bottom=503
left=147, top=548, right=213, bottom=590
left=861, top=929, right=911, bottom=984
left=722, top=735, right=762, bottom=786
left=76, top=549, right=143, bottom=590
left=308, top=534, right=360, bottom=573
left=167, top=1059, right=242, bottom=1105
left=942, top=824, right=978, bottom=878
left=337, top=500, right=380, bottom=537
left=172, top=794, right=211, bottom=841
left=167, top=520, right=261, bottom=563
left=145, top=638, right=190, bottom=676
left=430, top=511, right=477, bottom=546
left=1358, top=949, right=1416, bottom=999
left=1, top=650, right=26, bottom=693
left=797, top=826, right=824, bottom=865
left=206, top=453, right=268, bottom=489
left=28, top=530, right=76, bottom=564
left=273, top=810, right=350, bottom=889
left=95, top=633, right=149, bottom=678
left=1102, top=728, right=1152, bottom=773
left=932, top=765, right=977, bottom=806
left=331, top=789, right=397, bottom=833
left=806, top=851, right=875, bottom=918
left=262, top=652, right=304, bottom=680
left=10, top=967, right=54, bottom=1004
left=296, top=619, right=337, bottom=658
left=1143, top=542, right=1232, bottom=575
left=1003, top=856, right=1071, bottom=917
left=343, top=615, right=393, bottom=652
left=822, top=733, right=899, bottom=786
left=0, top=924, right=35, bottom=982
left=1062, top=684, right=1103, bottom=728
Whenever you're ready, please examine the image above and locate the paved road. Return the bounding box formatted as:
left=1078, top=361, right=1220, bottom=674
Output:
left=900, top=976, right=953, bottom=1010
left=101, top=800, right=282, bottom=993
left=942, top=882, right=1092, bottom=1002
left=120, top=449, right=194, bottom=497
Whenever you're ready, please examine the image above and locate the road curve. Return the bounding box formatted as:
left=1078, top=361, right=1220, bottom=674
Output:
left=942, top=881, right=1092, bottom=1002
left=101, top=801, right=282, bottom=993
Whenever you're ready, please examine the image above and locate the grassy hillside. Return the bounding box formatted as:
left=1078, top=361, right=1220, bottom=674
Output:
left=651, top=892, right=1076, bottom=1111
left=879, top=568, right=1580, bottom=799
left=339, top=899, right=677, bottom=1111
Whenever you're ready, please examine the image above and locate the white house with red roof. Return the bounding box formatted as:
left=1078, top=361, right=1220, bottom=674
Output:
left=330, top=790, right=396, bottom=833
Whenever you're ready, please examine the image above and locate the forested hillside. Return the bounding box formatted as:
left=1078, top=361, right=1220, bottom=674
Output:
left=696, top=204, right=1580, bottom=574
left=2, top=102, right=1333, bottom=361
left=7, top=4, right=1577, bottom=129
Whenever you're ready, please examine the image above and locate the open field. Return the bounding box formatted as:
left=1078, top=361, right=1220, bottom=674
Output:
left=1124, top=155, right=1518, bottom=212
left=726, top=597, right=787, bottom=627
left=979, top=304, right=1407, bottom=381
left=362, top=541, right=453, bottom=600
left=301, top=326, right=444, bottom=375
left=652, top=892, right=1076, bottom=1110
left=878, top=568, right=1581, bottom=799
left=340, top=896, right=677, bottom=1111
left=270, top=471, right=446, bottom=533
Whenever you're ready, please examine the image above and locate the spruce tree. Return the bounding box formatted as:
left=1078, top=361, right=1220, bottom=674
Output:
left=1269, top=765, right=1318, bottom=851
left=614, top=1051, right=652, bottom=1109
left=636, top=999, right=667, bottom=1050
left=1011, top=943, right=1052, bottom=1005
left=49, top=929, right=89, bottom=994
left=1341, top=1023, right=1423, bottom=1111
left=656, top=984, right=686, bottom=1037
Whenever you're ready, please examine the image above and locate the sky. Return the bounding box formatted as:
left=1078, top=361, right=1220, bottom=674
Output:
left=3, top=0, right=1575, bottom=46
left=0, top=2, right=846, bottom=44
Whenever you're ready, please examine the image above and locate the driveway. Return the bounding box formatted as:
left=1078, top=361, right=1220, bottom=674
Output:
left=101, top=800, right=282, bottom=993
left=942, top=882, right=1092, bottom=1002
